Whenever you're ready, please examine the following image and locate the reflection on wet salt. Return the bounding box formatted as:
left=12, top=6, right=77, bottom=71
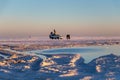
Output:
left=31, top=45, right=120, bottom=63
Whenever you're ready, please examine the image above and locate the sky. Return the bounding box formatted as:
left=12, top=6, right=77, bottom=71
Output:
left=0, top=0, right=120, bottom=38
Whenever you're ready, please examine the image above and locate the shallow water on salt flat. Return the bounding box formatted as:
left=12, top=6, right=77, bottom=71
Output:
left=29, top=45, right=120, bottom=63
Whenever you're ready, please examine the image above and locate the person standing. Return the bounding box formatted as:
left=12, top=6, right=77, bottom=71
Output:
left=66, top=34, right=70, bottom=40
left=54, top=29, right=56, bottom=35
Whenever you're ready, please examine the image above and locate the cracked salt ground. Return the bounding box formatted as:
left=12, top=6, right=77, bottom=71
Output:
left=0, top=48, right=120, bottom=80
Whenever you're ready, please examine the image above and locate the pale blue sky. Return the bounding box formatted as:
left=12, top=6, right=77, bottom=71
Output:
left=0, top=0, right=120, bottom=37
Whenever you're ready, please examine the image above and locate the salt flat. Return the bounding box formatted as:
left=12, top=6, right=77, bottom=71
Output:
left=0, top=38, right=120, bottom=80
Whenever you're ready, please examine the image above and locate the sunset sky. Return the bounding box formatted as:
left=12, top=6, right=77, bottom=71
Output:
left=0, top=0, right=120, bottom=38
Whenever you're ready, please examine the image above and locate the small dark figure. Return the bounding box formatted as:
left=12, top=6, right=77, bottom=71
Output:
left=50, top=32, right=54, bottom=35
left=54, top=29, right=56, bottom=35
left=66, top=34, right=70, bottom=40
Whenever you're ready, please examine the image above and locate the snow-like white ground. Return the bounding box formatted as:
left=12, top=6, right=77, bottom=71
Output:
left=0, top=36, right=120, bottom=44
left=0, top=48, right=120, bottom=80
left=0, top=38, right=120, bottom=80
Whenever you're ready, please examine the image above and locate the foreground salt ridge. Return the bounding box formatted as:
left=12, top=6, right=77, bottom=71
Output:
left=0, top=50, right=120, bottom=80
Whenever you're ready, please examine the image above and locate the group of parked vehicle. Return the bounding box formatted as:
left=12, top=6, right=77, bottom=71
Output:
left=49, top=29, right=70, bottom=40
